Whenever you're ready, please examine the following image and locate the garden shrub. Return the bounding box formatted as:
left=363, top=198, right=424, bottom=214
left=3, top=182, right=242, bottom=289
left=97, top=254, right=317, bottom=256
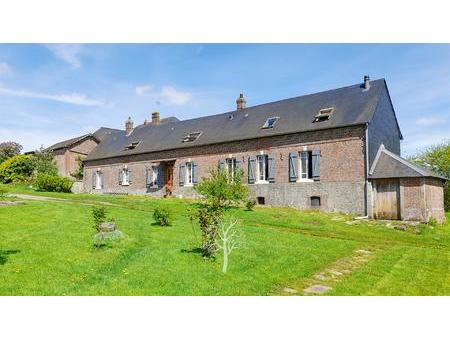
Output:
left=153, top=206, right=172, bottom=226
left=30, top=147, right=58, bottom=176
left=245, top=199, right=257, bottom=211
left=34, top=173, right=73, bottom=192
left=92, top=206, right=107, bottom=228
left=0, top=154, right=34, bottom=183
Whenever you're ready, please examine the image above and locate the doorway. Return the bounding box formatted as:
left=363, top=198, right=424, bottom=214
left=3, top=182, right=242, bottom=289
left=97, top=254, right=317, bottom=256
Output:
left=373, top=178, right=400, bottom=220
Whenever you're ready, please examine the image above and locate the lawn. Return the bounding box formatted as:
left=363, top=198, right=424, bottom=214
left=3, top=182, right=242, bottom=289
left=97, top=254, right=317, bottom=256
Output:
left=0, top=184, right=449, bottom=295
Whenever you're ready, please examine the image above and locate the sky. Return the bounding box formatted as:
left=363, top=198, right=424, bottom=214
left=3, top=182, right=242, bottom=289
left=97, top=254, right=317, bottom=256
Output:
left=0, top=44, right=449, bottom=155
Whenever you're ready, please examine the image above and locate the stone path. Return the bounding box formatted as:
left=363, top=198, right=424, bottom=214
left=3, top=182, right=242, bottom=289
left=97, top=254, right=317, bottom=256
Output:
left=278, top=247, right=377, bottom=296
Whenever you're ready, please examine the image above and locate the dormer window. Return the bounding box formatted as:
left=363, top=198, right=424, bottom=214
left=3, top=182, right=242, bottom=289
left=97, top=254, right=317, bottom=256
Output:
left=182, top=131, right=202, bottom=143
left=313, top=107, right=334, bottom=122
left=125, top=141, right=140, bottom=150
left=262, top=117, right=279, bottom=129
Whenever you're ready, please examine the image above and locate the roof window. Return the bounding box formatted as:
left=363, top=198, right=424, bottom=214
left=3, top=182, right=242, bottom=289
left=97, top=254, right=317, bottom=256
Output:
left=262, top=117, right=279, bottom=129
left=313, top=107, right=334, bottom=123
left=124, top=141, right=140, bottom=150
left=182, top=131, right=202, bottom=143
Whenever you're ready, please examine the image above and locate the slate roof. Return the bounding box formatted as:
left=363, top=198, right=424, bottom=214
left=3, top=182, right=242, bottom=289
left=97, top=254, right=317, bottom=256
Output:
left=85, top=78, right=395, bottom=162
left=369, top=145, right=447, bottom=180
left=47, top=127, right=123, bottom=151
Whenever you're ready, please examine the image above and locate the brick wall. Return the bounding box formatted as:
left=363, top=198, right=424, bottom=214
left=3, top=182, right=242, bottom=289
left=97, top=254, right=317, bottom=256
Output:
left=400, top=177, right=445, bottom=223
left=84, top=125, right=367, bottom=214
left=54, top=138, right=98, bottom=178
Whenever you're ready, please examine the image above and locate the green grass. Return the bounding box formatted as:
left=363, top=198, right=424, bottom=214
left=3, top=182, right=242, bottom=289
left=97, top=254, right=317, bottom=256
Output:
left=0, top=183, right=449, bottom=295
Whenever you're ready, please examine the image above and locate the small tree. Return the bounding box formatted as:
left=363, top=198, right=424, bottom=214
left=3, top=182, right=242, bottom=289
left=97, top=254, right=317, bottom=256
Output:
left=0, top=142, right=22, bottom=164
left=194, top=168, right=248, bottom=257
left=30, top=146, right=58, bottom=177
left=70, top=156, right=84, bottom=180
left=216, top=219, right=244, bottom=273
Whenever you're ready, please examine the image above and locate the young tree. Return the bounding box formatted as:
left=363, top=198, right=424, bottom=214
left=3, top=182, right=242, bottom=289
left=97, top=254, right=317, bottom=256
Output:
left=216, top=219, right=244, bottom=273
left=409, top=140, right=450, bottom=210
left=194, top=168, right=248, bottom=257
left=31, top=146, right=58, bottom=176
left=70, top=155, right=84, bottom=180
left=0, top=142, right=22, bottom=164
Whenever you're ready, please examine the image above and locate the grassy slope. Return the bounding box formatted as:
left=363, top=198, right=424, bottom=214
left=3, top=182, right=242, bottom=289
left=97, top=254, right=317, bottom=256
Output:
left=0, top=184, right=449, bottom=295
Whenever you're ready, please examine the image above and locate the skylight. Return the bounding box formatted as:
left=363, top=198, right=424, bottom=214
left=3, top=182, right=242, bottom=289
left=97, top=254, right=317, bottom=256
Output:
left=124, top=141, right=140, bottom=150
left=182, top=131, right=202, bottom=143
left=262, top=117, right=279, bottom=129
left=313, top=107, right=334, bottom=123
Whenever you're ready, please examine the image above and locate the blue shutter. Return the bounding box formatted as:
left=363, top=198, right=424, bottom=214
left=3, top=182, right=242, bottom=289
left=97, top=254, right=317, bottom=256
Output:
left=100, top=172, right=104, bottom=189
left=235, top=158, right=242, bottom=175
left=157, top=164, right=165, bottom=188
left=268, top=155, right=275, bottom=183
left=179, top=163, right=185, bottom=186
left=118, top=169, right=123, bottom=185
left=218, top=159, right=225, bottom=172
left=92, top=172, right=96, bottom=189
left=312, top=150, right=321, bottom=181
left=192, top=162, right=198, bottom=184
left=289, top=152, right=299, bottom=182
left=128, top=170, right=133, bottom=184
left=248, top=157, right=256, bottom=184
left=145, top=167, right=151, bottom=187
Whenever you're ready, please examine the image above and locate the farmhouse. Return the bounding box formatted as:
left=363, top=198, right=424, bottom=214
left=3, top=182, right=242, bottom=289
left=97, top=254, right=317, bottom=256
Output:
left=47, top=127, right=122, bottom=178
left=81, top=76, right=446, bottom=222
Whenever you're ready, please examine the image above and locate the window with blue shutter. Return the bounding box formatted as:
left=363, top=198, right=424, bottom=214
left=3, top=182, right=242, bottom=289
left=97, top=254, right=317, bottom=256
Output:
left=157, top=164, right=165, bottom=188
left=267, top=155, right=275, bottom=183
left=312, top=150, right=321, bottom=181
left=218, top=159, right=225, bottom=172
left=248, top=156, right=256, bottom=184
left=179, top=163, right=186, bottom=186
left=118, top=169, right=123, bottom=185
left=289, top=152, right=299, bottom=182
left=192, top=162, right=198, bottom=184
left=92, top=172, right=96, bottom=189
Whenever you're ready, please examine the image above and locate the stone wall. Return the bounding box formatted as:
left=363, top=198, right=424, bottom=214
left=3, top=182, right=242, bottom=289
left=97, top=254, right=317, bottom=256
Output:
left=84, top=125, right=367, bottom=214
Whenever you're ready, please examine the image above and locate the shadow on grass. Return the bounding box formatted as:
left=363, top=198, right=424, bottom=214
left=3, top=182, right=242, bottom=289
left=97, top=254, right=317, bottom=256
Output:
left=0, top=249, right=20, bottom=265
left=180, top=247, right=203, bottom=255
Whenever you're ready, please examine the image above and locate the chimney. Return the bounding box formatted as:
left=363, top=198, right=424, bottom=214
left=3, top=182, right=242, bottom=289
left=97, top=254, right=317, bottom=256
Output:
left=143, top=118, right=148, bottom=126
left=125, top=116, right=134, bottom=135
left=152, top=111, right=160, bottom=125
left=363, top=75, right=370, bottom=91
left=236, top=93, right=246, bottom=110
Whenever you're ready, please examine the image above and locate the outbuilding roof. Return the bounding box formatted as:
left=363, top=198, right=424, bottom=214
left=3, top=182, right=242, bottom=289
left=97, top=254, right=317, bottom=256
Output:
left=369, top=145, right=447, bottom=180
left=85, top=78, right=395, bottom=162
left=47, top=127, right=122, bottom=151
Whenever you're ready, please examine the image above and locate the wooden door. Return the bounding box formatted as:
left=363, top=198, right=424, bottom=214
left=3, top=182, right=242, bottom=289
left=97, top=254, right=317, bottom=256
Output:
left=165, top=162, right=174, bottom=194
left=373, top=179, right=400, bottom=220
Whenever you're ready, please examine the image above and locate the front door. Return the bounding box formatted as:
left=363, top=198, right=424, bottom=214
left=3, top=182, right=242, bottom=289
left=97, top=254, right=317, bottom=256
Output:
left=373, top=179, right=400, bottom=220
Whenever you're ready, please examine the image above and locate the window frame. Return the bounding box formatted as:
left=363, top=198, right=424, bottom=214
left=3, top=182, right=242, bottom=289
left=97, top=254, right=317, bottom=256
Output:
left=151, top=166, right=158, bottom=187
left=261, top=116, right=279, bottom=129
left=256, top=154, right=269, bottom=183
left=298, top=151, right=314, bottom=182
left=226, top=158, right=237, bottom=180
left=95, top=171, right=102, bottom=190
left=185, top=162, right=194, bottom=186
left=121, top=168, right=130, bottom=186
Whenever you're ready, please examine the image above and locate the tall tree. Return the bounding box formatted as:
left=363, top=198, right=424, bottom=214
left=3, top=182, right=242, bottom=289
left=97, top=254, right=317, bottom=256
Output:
left=0, top=142, right=23, bottom=163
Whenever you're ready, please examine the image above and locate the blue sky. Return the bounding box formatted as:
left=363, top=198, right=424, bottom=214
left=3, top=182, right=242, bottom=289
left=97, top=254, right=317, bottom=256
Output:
left=0, top=44, right=449, bottom=155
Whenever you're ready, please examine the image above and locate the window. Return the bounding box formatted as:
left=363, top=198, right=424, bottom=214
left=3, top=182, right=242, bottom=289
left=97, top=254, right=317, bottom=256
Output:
left=182, top=131, right=202, bottom=143
left=257, top=197, right=265, bottom=205
left=151, top=166, right=158, bottom=187
left=299, top=151, right=313, bottom=181
left=95, top=171, right=102, bottom=190
left=121, top=169, right=130, bottom=185
left=310, top=196, right=321, bottom=208
left=186, top=162, right=194, bottom=185
left=226, top=158, right=237, bottom=180
left=262, top=117, right=279, bottom=129
left=257, top=155, right=269, bottom=182
left=313, top=107, right=334, bottom=123
left=125, top=141, right=140, bottom=150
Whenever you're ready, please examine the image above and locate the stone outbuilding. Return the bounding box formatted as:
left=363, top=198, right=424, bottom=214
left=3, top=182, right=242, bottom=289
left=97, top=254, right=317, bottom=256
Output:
left=369, top=145, right=447, bottom=223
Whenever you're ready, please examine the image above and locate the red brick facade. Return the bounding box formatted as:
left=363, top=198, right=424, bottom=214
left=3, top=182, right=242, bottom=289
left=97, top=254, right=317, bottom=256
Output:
left=54, top=137, right=98, bottom=178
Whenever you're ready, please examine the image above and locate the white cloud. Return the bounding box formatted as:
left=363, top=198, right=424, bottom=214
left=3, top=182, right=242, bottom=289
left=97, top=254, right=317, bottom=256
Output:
left=135, top=85, right=155, bottom=96
left=45, top=44, right=84, bottom=68
left=0, top=62, right=11, bottom=76
left=0, top=86, right=105, bottom=107
left=135, top=84, right=192, bottom=106
left=160, top=86, right=192, bottom=105
left=415, top=116, right=448, bottom=126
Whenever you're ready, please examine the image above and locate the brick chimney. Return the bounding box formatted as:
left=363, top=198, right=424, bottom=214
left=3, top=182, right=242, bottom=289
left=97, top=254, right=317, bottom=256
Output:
left=143, top=118, right=148, bottom=126
left=152, top=112, right=160, bottom=126
left=363, top=75, right=370, bottom=91
left=236, top=93, right=246, bottom=110
left=125, top=116, right=134, bottom=135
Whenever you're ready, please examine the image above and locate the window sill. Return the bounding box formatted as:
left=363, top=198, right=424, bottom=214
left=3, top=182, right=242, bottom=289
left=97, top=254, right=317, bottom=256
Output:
left=121, top=182, right=130, bottom=186
left=183, top=183, right=194, bottom=187
left=255, top=180, right=269, bottom=184
left=297, top=179, right=314, bottom=183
